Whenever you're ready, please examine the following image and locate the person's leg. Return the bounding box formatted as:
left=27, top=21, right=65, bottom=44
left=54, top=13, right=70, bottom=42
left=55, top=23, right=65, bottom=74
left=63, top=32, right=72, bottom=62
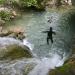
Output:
left=47, top=37, right=49, bottom=45
left=50, top=37, right=53, bottom=43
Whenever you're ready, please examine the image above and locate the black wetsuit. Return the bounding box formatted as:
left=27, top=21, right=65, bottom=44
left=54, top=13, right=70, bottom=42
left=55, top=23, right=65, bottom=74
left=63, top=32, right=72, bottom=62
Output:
left=42, top=27, right=56, bottom=45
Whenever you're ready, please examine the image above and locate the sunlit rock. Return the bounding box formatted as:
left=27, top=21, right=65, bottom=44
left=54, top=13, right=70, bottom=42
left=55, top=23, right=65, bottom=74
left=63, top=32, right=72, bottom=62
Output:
left=62, top=0, right=72, bottom=5
left=10, top=10, right=18, bottom=19
left=8, top=27, right=25, bottom=40
left=0, top=27, right=25, bottom=40
left=0, top=7, right=10, bottom=12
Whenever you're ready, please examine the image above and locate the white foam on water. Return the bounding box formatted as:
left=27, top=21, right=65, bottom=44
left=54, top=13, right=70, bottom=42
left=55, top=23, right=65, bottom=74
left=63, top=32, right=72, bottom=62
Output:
left=23, top=39, right=34, bottom=51
left=28, top=54, right=65, bottom=75
left=0, top=37, right=23, bottom=46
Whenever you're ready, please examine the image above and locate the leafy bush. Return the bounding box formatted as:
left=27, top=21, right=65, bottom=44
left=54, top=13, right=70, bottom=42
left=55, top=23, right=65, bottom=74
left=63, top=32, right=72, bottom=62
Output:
left=0, top=0, right=5, bottom=5
left=19, top=0, right=45, bottom=10
left=19, top=0, right=38, bottom=7
left=0, top=11, right=11, bottom=21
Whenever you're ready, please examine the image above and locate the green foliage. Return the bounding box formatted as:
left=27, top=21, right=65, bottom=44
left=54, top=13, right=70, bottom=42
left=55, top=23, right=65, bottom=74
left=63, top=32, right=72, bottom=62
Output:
left=0, top=11, right=11, bottom=21
left=0, top=0, right=5, bottom=5
left=19, top=0, right=38, bottom=7
left=0, top=0, right=45, bottom=10
left=19, top=0, right=45, bottom=10
left=11, top=0, right=19, bottom=7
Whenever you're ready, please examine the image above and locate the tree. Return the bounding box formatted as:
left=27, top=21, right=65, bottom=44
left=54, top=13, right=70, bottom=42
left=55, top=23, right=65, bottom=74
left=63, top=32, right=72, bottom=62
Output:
left=19, top=0, right=45, bottom=10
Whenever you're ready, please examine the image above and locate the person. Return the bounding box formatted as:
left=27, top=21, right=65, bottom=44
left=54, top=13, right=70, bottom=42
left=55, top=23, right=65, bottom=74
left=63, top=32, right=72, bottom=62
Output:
left=42, top=27, right=56, bottom=45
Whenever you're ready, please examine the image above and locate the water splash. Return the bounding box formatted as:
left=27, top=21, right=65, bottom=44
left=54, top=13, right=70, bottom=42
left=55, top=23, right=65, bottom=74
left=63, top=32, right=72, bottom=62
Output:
left=0, top=37, right=34, bottom=51
left=28, top=54, right=65, bottom=75
left=0, top=37, right=23, bottom=47
left=23, top=39, right=34, bottom=51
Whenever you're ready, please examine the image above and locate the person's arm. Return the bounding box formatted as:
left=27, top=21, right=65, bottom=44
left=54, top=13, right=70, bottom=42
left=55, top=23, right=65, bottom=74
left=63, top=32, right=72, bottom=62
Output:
left=42, top=31, right=48, bottom=33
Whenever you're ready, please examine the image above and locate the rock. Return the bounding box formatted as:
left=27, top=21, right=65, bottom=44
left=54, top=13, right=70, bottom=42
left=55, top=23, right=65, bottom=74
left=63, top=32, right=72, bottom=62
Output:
left=8, top=31, right=25, bottom=41
left=0, top=26, right=2, bottom=32
left=48, top=61, right=75, bottom=75
left=0, top=30, right=11, bottom=37
left=0, top=58, right=39, bottom=75
left=0, top=7, right=10, bottom=12
left=61, top=0, right=72, bottom=5
left=10, top=10, right=18, bottom=19
left=12, top=11, right=17, bottom=16
left=0, top=27, right=25, bottom=41
left=9, top=27, right=24, bottom=34
left=0, top=45, right=33, bottom=60
left=8, top=27, right=25, bottom=40
left=0, top=18, right=5, bottom=26
left=48, top=55, right=75, bottom=75
left=0, top=37, right=33, bottom=60
left=24, top=62, right=37, bottom=75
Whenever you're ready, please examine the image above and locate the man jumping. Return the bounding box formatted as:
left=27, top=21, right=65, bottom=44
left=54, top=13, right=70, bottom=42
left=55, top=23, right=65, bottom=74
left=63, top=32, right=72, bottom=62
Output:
left=42, top=27, right=56, bottom=45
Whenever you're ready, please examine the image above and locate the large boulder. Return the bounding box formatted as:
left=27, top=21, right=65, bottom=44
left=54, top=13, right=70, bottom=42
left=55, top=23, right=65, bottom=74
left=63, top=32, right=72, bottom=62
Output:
left=0, top=37, right=38, bottom=75
left=0, top=37, right=33, bottom=60
left=0, top=44, right=33, bottom=60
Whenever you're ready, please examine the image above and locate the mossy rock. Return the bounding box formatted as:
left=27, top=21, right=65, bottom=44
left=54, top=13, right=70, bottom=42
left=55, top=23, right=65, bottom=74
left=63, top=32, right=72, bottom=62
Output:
left=0, top=44, right=33, bottom=60
left=48, top=58, right=75, bottom=75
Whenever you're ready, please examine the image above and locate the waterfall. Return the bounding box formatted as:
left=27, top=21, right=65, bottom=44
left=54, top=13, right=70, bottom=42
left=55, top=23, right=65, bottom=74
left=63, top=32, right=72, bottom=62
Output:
left=23, top=39, right=34, bottom=51
left=28, top=54, right=65, bottom=75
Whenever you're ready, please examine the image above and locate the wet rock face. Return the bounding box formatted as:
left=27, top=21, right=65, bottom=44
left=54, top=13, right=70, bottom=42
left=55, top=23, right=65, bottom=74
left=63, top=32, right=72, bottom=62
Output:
left=0, top=37, right=33, bottom=60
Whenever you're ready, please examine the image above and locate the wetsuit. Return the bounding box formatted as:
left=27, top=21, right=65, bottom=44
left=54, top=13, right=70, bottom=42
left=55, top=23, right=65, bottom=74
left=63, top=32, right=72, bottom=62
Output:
left=42, top=27, right=56, bottom=45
